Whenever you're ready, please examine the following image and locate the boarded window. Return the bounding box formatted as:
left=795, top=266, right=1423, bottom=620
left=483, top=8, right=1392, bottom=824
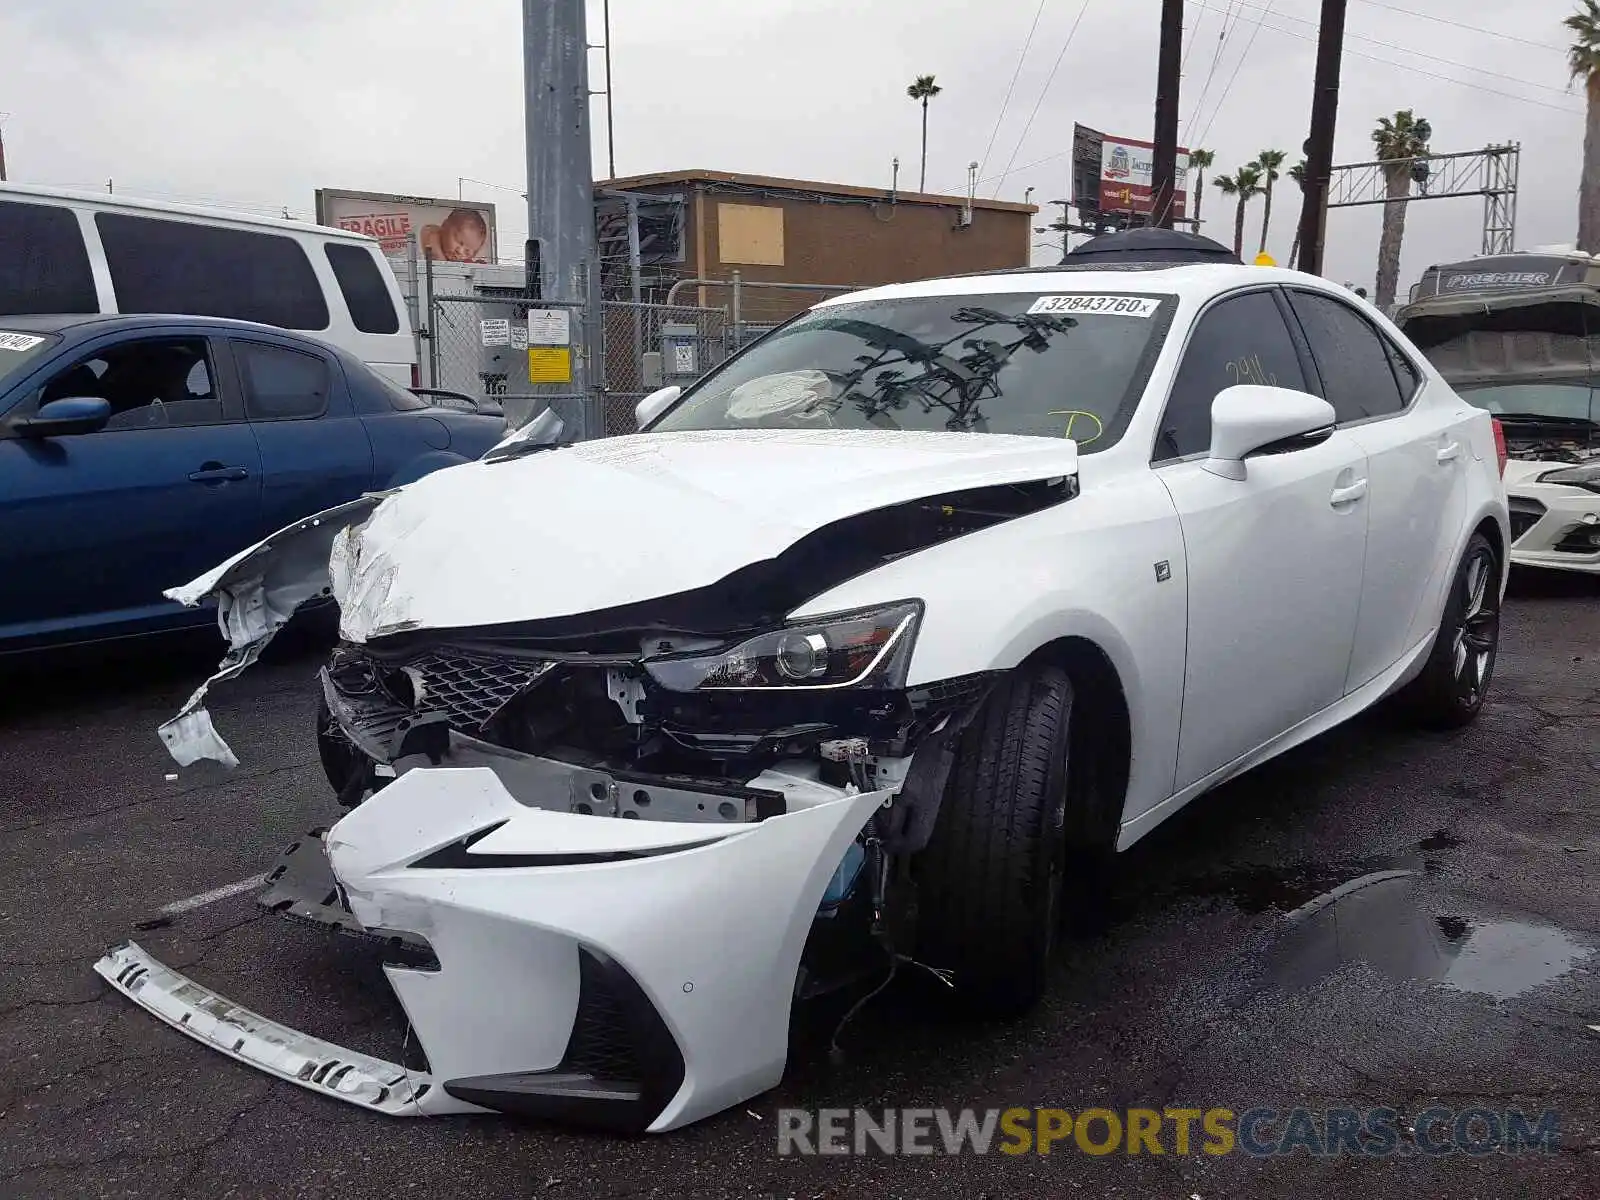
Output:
left=716, top=204, right=785, bottom=266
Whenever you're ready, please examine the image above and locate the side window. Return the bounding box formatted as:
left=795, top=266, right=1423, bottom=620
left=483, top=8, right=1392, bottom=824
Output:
left=95, top=213, right=330, bottom=330
left=1383, top=335, right=1422, bottom=402
left=38, top=338, right=222, bottom=429
left=1287, top=290, right=1406, bottom=421
left=325, top=244, right=402, bottom=334
left=0, top=201, right=98, bottom=316
left=1156, top=290, right=1309, bottom=461
left=235, top=341, right=331, bottom=421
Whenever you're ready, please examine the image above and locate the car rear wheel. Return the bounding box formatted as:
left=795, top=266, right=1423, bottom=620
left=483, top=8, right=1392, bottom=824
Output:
left=913, top=664, right=1075, bottom=1018
left=1398, top=531, right=1501, bottom=729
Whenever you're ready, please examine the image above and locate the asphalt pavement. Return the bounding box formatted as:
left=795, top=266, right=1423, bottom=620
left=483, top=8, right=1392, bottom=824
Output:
left=1, top=573, right=1597, bottom=1200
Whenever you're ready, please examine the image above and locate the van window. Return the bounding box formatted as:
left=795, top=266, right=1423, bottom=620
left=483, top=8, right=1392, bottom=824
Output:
left=95, top=212, right=329, bottom=330
left=325, top=244, right=401, bottom=334
left=0, top=201, right=98, bottom=316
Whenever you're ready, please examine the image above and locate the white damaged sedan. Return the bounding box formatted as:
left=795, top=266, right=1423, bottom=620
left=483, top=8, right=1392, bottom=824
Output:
left=97, top=259, right=1511, bottom=1134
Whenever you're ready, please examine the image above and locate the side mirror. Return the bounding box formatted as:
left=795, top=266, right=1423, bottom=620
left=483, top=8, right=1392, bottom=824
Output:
left=635, top=385, right=681, bottom=430
left=12, top=396, right=112, bottom=439
left=1204, top=385, right=1336, bottom=480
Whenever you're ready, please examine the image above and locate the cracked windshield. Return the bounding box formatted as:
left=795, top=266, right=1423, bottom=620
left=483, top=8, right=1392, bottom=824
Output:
left=650, top=292, right=1175, bottom=451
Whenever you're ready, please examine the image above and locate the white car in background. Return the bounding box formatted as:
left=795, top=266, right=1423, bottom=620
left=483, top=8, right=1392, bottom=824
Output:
left=1455, top=381, right=1600, bottom=574
left=1396, top=251, right=1600, bottom=575
left=97, top=242, right=1511, bottom=1135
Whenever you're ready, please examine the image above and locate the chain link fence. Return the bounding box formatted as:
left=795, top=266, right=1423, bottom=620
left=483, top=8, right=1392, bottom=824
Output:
left=383, top=247, right=865, bottom=442
left=599, top=301, right=730, bottom=435
left=665, top=275, right=864, bottom=354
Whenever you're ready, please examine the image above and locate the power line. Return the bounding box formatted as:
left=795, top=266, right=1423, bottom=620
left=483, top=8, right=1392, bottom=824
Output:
left=979, top=8, right=1577, bottom=195
left=977, top=0, right=1047, bottom=180
left=1193, top=0, right=1577, bottom=99
left=991, top=0, right=1092, bottom=197
left=1197, top=4, right=1584, bottom=117
left=1193, top=0, right=1274, bottom=149
left=1352, top=0, right=1566, bottom=54
left=1179, top=0, right=1238, bottom=148
left=1180, top=5, right=1206, bottom=76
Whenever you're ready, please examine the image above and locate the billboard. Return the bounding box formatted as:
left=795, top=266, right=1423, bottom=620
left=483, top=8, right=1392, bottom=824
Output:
left=1071, top=124, right=1191, bottom=226
left=315, top=188, right=498, bottom=264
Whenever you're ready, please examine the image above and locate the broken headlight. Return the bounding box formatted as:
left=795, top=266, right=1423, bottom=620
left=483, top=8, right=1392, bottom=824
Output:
left=645, top=601, right=922, bottom=692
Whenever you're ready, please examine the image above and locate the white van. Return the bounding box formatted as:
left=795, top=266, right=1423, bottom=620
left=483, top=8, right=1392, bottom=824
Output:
left=0, top=182, right=418, bottom=384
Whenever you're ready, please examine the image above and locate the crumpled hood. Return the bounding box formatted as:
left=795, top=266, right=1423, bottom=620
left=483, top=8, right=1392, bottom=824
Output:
left=333, top=427, right=1078, bottom=639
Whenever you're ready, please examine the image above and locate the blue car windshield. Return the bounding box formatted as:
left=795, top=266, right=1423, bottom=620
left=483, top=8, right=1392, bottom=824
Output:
left=648, top=291, right=1177, bottom=453
left=0, top=330, right=57, bottom=389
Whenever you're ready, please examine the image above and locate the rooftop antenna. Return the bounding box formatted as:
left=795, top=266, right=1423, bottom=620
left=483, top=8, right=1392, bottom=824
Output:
left=891, top=156, right=900, bottom=202
left=961, top=160, right=977, bottom=227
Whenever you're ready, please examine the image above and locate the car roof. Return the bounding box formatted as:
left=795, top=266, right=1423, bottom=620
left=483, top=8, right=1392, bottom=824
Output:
left=813, top=263, right=1342, bottom=308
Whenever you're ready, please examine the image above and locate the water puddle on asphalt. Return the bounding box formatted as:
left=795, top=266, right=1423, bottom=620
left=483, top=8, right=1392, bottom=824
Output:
left=1255, top=869, right=1592, bottom=1001
left=1179, top=829, right=1460, bottom=915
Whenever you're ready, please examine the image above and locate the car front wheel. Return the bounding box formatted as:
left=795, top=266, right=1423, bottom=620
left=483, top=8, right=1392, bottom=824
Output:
left=913, top=664, right=1075, bottom=1017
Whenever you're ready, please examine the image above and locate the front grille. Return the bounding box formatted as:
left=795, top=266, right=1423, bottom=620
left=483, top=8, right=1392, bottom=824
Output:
left=1508, top=497, right=1547, bottom=544
left=403, top=650, right=553, bottom=732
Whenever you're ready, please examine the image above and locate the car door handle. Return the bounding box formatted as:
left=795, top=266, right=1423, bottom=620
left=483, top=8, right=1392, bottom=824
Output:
left=1330, top=478, right=1368, bottom=506
left=1436, top=441, right=1462, bottom=463
left=189, top=465, right=250, bottom=483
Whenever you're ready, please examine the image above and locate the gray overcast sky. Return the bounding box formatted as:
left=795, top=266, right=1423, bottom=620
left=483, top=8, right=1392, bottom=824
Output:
left=0, top=0, right=1585, bottom=292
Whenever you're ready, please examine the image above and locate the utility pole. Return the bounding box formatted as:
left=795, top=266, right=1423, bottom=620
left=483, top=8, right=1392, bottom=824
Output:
left=1150, top=0, right=1183, bottom=228
left=523, top=0, right=597, bottom=431
left=602, top=0, right=616, bottom=179
left=1296, top=0, right=1348, bottom=276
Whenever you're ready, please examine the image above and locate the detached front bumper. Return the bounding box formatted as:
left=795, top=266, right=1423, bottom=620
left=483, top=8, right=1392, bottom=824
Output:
left=95, top=756, right=893, bottom=1133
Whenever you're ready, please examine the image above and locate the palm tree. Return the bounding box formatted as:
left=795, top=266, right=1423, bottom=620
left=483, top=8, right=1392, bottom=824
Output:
left=1287, top=159, right=1307, bottom=268
left=1565, top=1, right=1600, bottom=251
left=1213, top=164, right=1264, bottom=258
left=1188, top=148, right=1215, bottom=232
left=1253, top=149, right=1288, bottom=256
left=907, top=75, right=942, bottom=193
left=1371, top=109, right=1433, bottom=310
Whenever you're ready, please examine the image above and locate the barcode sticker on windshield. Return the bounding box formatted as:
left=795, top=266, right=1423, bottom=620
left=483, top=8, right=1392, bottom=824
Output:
left=0, top=332, right=45, bottom=352
left=1027, top=295, right=1161, bottom=318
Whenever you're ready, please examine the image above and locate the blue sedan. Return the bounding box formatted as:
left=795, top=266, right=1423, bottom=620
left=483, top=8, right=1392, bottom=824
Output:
left=0, top=313, right=507, bottom=654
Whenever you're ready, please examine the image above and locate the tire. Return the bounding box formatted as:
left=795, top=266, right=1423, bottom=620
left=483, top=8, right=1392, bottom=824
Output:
left=1397, top=531, right=1502, bottom=729
left=914, top=665, right=1074, bottom=1017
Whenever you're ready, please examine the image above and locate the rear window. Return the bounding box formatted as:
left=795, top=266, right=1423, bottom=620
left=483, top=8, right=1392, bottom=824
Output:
left=650, top=291, right=1177, bottom=452
left=325, top=243, right=401, bottom=334
left=96, top=212, right=329, bottom=330
left=0, top=201, right=98, bottom=316
left=0, top=328, right=59, bottom=387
